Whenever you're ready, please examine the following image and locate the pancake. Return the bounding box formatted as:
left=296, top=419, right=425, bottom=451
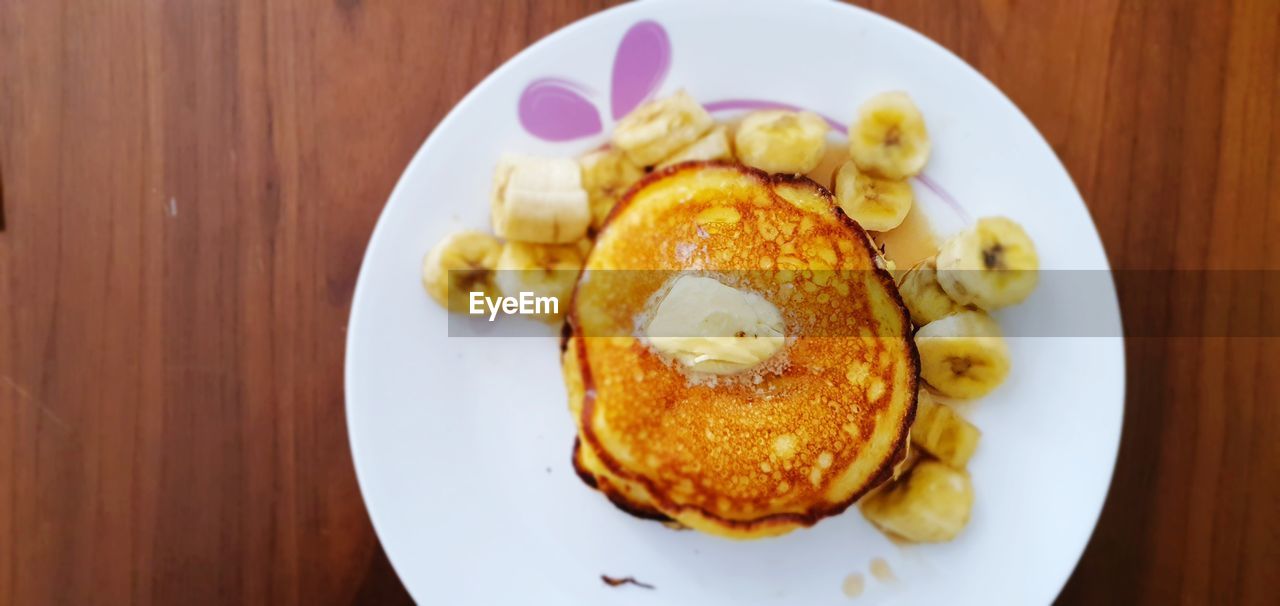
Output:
left=562, top=340, right=670, bottom=522
left=565, top=162, right=917, bottom=539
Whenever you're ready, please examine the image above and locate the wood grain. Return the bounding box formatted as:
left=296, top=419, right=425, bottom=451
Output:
left=1, top=0, right=1276, bottom=604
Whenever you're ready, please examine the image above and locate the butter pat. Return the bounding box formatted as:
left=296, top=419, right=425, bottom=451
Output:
left=645, top=276, right=785, bottom=375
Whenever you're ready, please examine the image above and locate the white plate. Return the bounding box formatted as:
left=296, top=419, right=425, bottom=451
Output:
left=345, top=1, right=1125, bottom=604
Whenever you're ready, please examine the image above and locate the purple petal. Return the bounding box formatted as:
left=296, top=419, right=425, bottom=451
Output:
left=519, top=79, right=602, bottom=142
left=611, top=21, right=671, bottom=120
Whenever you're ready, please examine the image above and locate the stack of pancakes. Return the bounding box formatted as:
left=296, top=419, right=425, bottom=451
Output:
left=563, top=162, right=917, bottom=539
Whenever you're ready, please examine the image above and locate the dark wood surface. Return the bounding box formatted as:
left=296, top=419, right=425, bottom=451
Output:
left=2, top=0, right=1277, bottom=604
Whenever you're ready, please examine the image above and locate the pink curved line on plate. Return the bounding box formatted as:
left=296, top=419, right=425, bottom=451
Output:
left=915, top=173, right=971, bottom=223
left=704, top=99, right=847, bottom=132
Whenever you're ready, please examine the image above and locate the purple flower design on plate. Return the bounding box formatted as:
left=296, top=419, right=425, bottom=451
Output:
left=610, top=20, right=671, bottom=120
left=518, top=78, right=602, bottom=142
left=515, top=20, right=968, bottom=220
left=518, top=21, right=670, bottom=140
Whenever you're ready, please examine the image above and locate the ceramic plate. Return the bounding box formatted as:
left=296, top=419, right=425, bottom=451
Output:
left=345, top=1, right=1124, bottom=603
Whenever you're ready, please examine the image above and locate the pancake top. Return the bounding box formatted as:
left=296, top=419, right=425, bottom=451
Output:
left=569, top=162, right=917, bottom=530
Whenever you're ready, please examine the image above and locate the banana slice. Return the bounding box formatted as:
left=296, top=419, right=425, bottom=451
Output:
left=612, top=90, right=714, bottom=167
left=491, top=155, right=590, bottom=244
left=658, top=125, right=734, bottom=168
left=421, top=230, right=503, bottom=313
left=848, top=92, right=930, bottom=180
left=734, top=110, right=829, bottom=175
left=834, top=160, right=913, bottom=232
left=915, top=310, right=1011, bottom=399
left=897, top=256, right=965, bottom=327
left=580, top=148, right=644, bottom=231
left=860, top=459, right=974, bottom=543
left=493, top=241, right=585, bottom=321
left=912, top=390, right=981, bottom=469
left=892, top=442, right=920, bottom=481
left=935, top=217, right=1039, bottom=310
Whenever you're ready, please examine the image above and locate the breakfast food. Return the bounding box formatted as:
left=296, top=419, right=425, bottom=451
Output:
left=421, top=230, right=503, bottom=312
left=935, top=216, right=1040, bottom=309
left=566, top=163, right=917, bottom=539
left=579, top=148, right=644, bottom=230
left=914, top=310, right=1011, bottom=399
left=644, top=275, right=786, bottom=375
left=847, top=91, right=930, bottom=180
left=834, top=160, right=914, bottom=232
left=734, top=110, right=829, bottom=175
left=565, top=349, right=671, bottom=522
left=657, top=125, right=734, bottom=168
left=911, top=390, right=981, bottom=469
left=420, top=89, right=1043, bottom=546
left=860, top=459, right=973, bottom=542
left=892, top=443, right=921, bottom=481
left=491, top=155, right=591, bottom=243
left=611, top=90, right=714, bottom=166
left=896, top=256, right=967, bottom=327
left=492, top=241, right=585, bottom=321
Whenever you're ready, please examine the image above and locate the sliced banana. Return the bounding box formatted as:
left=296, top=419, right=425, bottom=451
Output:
left=493, top=241, right=585, bottom=321
left=612, top=90, right=714, bottom=167
left=834, top=160, right=913, bottom=232
left=912, top=390, right=981, bottom=469
left=421, top=230, right=503, bottom=312
left=491, top=155, right=590, bottom=244
left=897, top=256, right=965, bottom=327
left=734, top=110, right=829, bottom=175
left=935, top=217, right=1040, bottom=310
left=915, top=310, right=1011, bottom=399
left=860, top=459, right=974, bottom=543
left=580, top=148, right=644, bottom=231
left=658, top=125, right=733, bottom=168
left=892, top=442, right=920, bottom=481
left=848, top=91, right=930, bottom=180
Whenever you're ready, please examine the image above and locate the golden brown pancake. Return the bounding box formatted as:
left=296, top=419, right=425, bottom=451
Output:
left=562, top=339, right=670, bottom=521
left=565, top=162, right=917, bottom=539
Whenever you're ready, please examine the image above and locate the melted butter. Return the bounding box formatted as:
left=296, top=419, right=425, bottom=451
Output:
left=645, top=275, right=785, bottom=376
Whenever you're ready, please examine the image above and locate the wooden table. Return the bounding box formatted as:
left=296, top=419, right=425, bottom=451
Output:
left=2, top=1, right=1276, bottom=604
